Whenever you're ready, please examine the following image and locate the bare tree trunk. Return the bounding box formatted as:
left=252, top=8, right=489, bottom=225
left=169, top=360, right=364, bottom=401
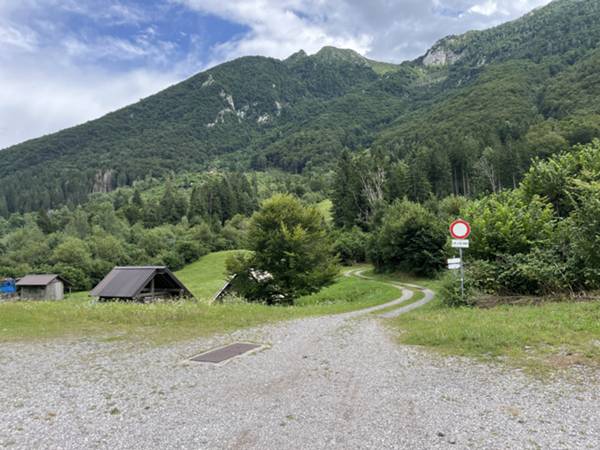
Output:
left=478, top=156, right=497, bottom=193
left=359, top=166, right=386, bottom=222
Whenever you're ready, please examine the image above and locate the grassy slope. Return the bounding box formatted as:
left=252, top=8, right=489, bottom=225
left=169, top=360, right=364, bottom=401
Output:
left=175, top=250, right=241, bottom=300
left=0, top=255, right=399, bottom=344
left=377, top=271, right=600, bottom=372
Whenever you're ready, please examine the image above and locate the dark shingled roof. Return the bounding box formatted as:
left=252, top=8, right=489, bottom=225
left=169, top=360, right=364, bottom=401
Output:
left=90, top=266, right=191, bottom=299
left=16, top=274, right=69, bottom=287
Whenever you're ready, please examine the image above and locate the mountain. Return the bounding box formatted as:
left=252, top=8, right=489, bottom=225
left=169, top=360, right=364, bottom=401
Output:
left=2, top=0, right=600, bottom=215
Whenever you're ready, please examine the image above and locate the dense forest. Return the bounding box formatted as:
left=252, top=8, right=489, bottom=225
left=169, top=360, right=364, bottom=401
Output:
left=3, top=138, right=600, bottom=301
left=1, top=0, right=600, bottom=215
left=0, top=171, right=327, bottom=290
left=331, top=139, right=600, bottom=300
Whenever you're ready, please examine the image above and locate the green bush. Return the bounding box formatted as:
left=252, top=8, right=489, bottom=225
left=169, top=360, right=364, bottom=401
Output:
left=439, top=271, right=475, bottom=307
left=52, top=264, right=91, bottom=291
left=495, top=250, right=571, bottom=296
left=368, top=199, right=446, bottom=276
left=567, top=180, right=600, bottom=289
left=333, top=227, right=368, bottom=264
left=467, top=259, right=500, bottom=294
left=463, top=191, right=555, bottom=261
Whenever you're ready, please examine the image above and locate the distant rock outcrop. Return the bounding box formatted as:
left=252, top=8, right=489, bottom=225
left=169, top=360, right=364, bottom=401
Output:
left=421, top=37, right=462, bottom=66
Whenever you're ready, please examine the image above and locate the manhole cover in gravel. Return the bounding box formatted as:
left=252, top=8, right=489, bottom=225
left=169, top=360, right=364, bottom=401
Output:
left=190, top=343, right=262, bottom=364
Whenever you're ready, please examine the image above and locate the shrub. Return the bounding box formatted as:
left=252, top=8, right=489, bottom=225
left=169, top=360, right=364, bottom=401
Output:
left=333, top=227, right=368, bottom=264
left=439, top=271, right=475, bottom=307
left=567, top=181, right=600, bottom=289
left=462, top=191, right=556, bottom=261
left=368, top=200, right=446, bottom=276
left=467, top=259, right=501, bottom=294
left=494, top=250, right=572, bottom=296
left=157, top=250, right=185, bottom=271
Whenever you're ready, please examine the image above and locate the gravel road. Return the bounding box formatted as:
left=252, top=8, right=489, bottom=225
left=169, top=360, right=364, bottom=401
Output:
left=1, top=296, right=599, bottom=449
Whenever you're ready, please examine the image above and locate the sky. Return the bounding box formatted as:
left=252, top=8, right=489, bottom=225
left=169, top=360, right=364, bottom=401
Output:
left=0, top=0, right=552, bottom=149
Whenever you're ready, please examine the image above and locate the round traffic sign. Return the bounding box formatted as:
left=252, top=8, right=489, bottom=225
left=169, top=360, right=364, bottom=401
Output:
left=450, top=219, right=471, bottom=239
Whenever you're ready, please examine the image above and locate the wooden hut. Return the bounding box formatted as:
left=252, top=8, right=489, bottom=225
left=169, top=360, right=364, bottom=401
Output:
left=16, top=275, right=70, bottom=300
left=90, top=266, right=192, bottom=302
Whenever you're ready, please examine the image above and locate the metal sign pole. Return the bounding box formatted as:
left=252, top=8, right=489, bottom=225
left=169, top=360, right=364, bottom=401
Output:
left=450, top=219, right=470, bottom=302
left=459, top=247, right=464, bottom=300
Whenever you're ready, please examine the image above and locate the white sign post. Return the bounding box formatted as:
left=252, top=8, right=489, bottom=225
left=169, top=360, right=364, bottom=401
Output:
left=449, top=220, right=471, bottom=301
left=447, top=258, right=461, bottom=270
left=451, top=239, right=469, bottom=248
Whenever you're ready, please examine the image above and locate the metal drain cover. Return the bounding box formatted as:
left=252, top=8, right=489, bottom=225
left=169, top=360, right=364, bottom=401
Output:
left=190, top=343, right=262, bottom=364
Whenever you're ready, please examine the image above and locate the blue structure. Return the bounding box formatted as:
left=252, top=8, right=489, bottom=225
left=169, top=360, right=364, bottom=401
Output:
left=0, top=278, right=16, bottom=294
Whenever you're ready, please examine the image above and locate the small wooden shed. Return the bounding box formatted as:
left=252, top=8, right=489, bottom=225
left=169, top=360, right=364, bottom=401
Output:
left=16, top=275, right=70, bottom=300
left=90, top=266, right=192, bottom=302
left=213, top=269, right=274, bottom=302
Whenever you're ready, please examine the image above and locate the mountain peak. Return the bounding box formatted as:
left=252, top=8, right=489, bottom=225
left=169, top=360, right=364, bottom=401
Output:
left=284, top=49, right=308, bottom=64
left=313, top=46, right=367, bottom=64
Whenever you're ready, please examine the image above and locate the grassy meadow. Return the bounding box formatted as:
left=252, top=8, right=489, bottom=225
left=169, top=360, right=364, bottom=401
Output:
left=391, top=299, right=600, bottom=373
left=175, top=250, right=243, bottom=300
left=372, top=271, right=600, bottom=372
left=0, top=252, right=400, bottom=344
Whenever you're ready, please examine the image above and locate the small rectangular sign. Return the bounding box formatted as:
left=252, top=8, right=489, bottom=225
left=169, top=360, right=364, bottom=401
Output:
left=451, top=239, right=469, bottom=248
left=447, top=258, right=461, bottom=265
left=448, top=263, right=461, bottom=270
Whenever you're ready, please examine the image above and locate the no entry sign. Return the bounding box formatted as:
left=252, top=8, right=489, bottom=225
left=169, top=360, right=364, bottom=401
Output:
left=449, top=219, right=471, bottom=302
left=449, top=219, right=471, bottom=240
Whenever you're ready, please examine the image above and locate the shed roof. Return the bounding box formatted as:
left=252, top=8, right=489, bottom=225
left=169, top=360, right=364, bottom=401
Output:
left=16, top=274, right=68, bottom=287
left=90, top=266, right=191, bottom=299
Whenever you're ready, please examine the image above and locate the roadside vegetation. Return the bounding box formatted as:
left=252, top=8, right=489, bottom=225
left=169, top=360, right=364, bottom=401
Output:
left=390, top=298, right=600, bottom=373
left=333, top=140, right=600, bottom=301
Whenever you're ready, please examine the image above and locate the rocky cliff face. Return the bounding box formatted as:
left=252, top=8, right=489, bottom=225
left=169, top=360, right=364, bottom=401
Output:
left=421, top=37, right=462, bottom=66
left=92, top=170, right=115, bottom=193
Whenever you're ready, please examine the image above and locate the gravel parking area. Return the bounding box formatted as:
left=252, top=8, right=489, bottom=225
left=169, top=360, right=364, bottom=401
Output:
left=1, top=309, right=599, bottom=449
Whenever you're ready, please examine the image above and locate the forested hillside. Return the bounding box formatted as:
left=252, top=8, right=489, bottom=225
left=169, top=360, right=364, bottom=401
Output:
left=0, top=170, right=329, bottom=289
left=1, top=0, right=600, bottom=215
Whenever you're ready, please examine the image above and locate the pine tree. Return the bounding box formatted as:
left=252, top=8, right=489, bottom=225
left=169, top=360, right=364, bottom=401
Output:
left=332, top=151, right=363, bottom=228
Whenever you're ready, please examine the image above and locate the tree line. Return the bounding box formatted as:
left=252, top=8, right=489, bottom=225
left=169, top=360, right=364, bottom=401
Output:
left=0, top=173, right=259, bottom=290
left=330, top=139, right=600, bottom=304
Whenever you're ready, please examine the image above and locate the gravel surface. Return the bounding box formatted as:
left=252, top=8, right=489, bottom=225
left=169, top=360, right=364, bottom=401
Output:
left=1, top=306, right=599, bottom=449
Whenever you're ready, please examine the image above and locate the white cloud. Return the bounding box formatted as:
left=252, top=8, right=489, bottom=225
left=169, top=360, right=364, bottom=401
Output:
left=48, top=0, right=150, bottom=25
left=468, top=1, right=499, bottom=16
left=178, top=0, right=552, bottom=64
left=62, top=35, right=176, bottom=62
left=0, top=62, right=178, bottom=150
left=0, top=23, right=38, bottom=51
left=179, top=0, right=373, bottom=65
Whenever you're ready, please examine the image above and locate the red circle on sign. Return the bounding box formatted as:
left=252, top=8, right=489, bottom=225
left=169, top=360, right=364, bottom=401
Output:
left=450, top=219, right=471, bottom=239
